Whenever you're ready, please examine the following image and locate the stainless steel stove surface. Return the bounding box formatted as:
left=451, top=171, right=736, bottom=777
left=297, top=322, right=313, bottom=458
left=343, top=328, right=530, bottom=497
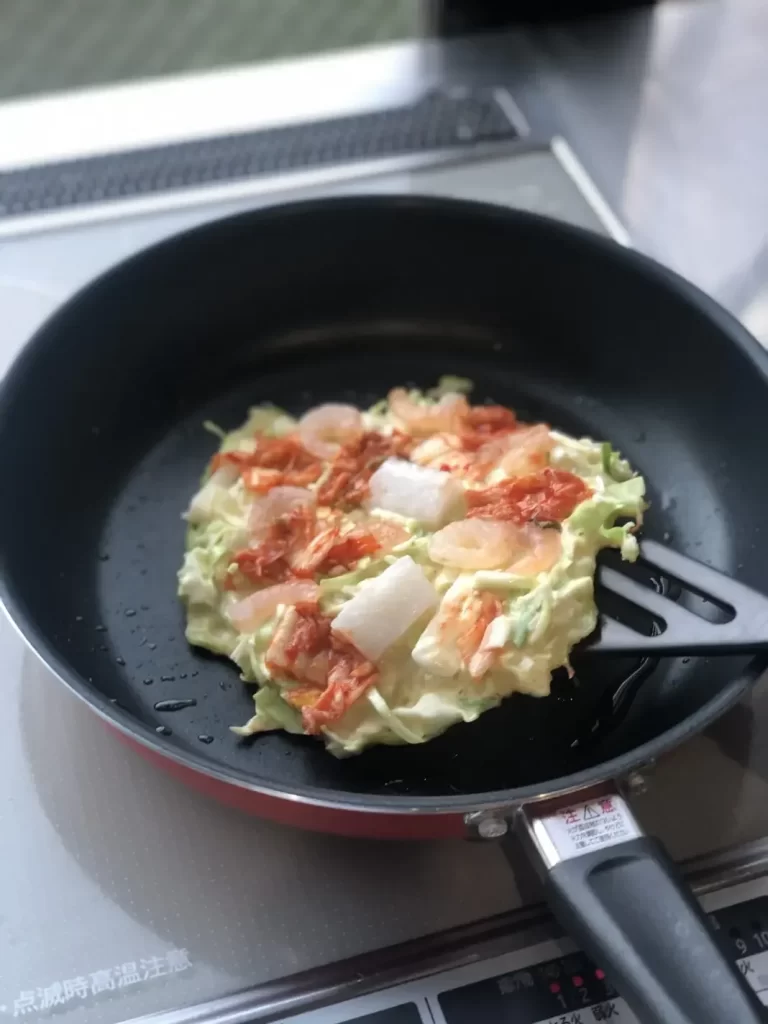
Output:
left=2, top=145, right=768, bottom=1024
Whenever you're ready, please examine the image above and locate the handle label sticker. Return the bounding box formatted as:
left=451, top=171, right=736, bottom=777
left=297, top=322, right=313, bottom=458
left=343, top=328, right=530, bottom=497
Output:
left=540, top=795, right=640, bottom=860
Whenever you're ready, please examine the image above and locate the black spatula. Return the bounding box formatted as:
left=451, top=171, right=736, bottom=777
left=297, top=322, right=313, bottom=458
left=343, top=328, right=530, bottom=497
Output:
left=592, top=539, right=768, bottom=655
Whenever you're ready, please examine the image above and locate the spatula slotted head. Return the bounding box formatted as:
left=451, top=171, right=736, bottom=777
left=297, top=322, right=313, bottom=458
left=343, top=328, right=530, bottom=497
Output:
left=593, top=540, right=768, bottom=656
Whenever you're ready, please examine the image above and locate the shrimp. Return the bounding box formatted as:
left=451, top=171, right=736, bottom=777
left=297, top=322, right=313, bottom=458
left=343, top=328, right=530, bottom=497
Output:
left=209, top=464, right=240, bottom=487
left=317, top=429, right=415, bottom=508
left=233, top=503, right=380, bottom=586
left=464, top=532, right=561, bottom=678
left=467, top=616, right=506, bottom=680
left=242, top=467, right=285, bottom=494
left=415, top=584, right=501, bottom=679
left=410, top=422, right=544, bottom=483
left=227, top=581, right=320, bottom=633
left=410, top=433, right=477, bottom=477
left=292, top=518, right=389, bottom=576
left=298, top=403, right=364, bottom=460
left=265, top=606, right=303, bottom=676
left=289, top=524, right=341, bottom=576
left=429, top=519, right=521, bottom=570
left=321, top=530, right=381, bottom=573
left=429, top=518, right=562, bottom=575
left=454, top=591, right=502, bottom=666
left=230, top=506, right=317, bottom=586
left=463, top=405, right=517, bottom=437
left=365, top=516, right=411, bottom=552
left=302, top=653, right=379, bottom=734
left=508, top=526, right=562, bottom=575
left=215, top=435, right=322, bottom=485
left=248, top=486, right=316, bottom=539
left=264, top=605, right=378, bottom=733
left=467, top=646, right=497, bottom=682
left=486, top=423, right=553, bottom=477
left=388, top=388, right=469, bottom=437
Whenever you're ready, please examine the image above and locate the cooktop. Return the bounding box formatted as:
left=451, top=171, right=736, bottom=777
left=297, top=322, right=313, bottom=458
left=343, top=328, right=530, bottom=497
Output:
left=2, top=141, right=768, bottom=1024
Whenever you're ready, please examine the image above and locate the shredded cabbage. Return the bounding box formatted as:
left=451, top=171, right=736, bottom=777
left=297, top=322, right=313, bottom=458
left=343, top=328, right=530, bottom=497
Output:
left=232, top=685, right=303, bottom=736
left=366, top=687, right=424, bottom=744
left=427, top=375, right=474, bottom=398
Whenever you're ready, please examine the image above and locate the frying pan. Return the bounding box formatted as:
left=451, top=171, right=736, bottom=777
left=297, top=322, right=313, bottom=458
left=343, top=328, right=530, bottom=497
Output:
left=0, top=196, right=766, bottom=1024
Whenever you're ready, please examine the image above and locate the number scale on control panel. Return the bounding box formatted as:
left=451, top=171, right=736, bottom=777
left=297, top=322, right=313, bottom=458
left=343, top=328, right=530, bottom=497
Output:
left=281, top=882, right=768, bottom=1023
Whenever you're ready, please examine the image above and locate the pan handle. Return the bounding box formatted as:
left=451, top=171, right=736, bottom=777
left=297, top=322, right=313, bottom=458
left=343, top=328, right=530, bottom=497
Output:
left=520, top=789, right=764, bottom=1024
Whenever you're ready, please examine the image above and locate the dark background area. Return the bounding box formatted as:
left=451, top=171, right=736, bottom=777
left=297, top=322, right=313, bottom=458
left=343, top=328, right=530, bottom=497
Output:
left=434, top=0, right=656, bottom=31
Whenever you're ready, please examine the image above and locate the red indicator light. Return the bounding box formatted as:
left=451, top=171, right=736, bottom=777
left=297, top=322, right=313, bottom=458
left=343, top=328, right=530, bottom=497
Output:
left=549, top=982, right=561, bottom=994
left=572, top=976, right=584, bottom=987
left=595, top=969, right=606, bottom=981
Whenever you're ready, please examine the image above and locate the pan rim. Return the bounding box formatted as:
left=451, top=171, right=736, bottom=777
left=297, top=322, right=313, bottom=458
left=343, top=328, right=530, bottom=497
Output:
left=2, top=587, right=765, bottom=817
left=2, top=194, right=768, bottom=816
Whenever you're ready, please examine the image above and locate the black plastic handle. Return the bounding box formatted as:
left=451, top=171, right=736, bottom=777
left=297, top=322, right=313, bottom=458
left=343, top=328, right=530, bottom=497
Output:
left=545, top=836, right=764, bottom=1024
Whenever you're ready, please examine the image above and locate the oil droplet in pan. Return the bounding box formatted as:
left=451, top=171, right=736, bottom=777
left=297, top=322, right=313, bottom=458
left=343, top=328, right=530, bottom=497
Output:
left=154, top=699, right=197, bottom=712
left=156, top=725, right=172, bottom=736
left=198, top=734, right=214, bottom=745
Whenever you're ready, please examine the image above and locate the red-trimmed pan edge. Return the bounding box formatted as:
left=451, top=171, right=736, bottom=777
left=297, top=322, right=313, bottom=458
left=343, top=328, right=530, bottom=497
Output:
left=111, top=725, right=466, bottom=839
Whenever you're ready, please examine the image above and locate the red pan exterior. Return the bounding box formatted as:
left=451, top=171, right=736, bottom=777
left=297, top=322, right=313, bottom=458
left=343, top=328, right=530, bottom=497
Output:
left=112, top=725, right=468, bottom=839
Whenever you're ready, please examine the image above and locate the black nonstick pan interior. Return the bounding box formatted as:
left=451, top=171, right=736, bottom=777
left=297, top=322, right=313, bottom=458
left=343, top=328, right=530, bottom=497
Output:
left=1, top=196, right=766, bottom=808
